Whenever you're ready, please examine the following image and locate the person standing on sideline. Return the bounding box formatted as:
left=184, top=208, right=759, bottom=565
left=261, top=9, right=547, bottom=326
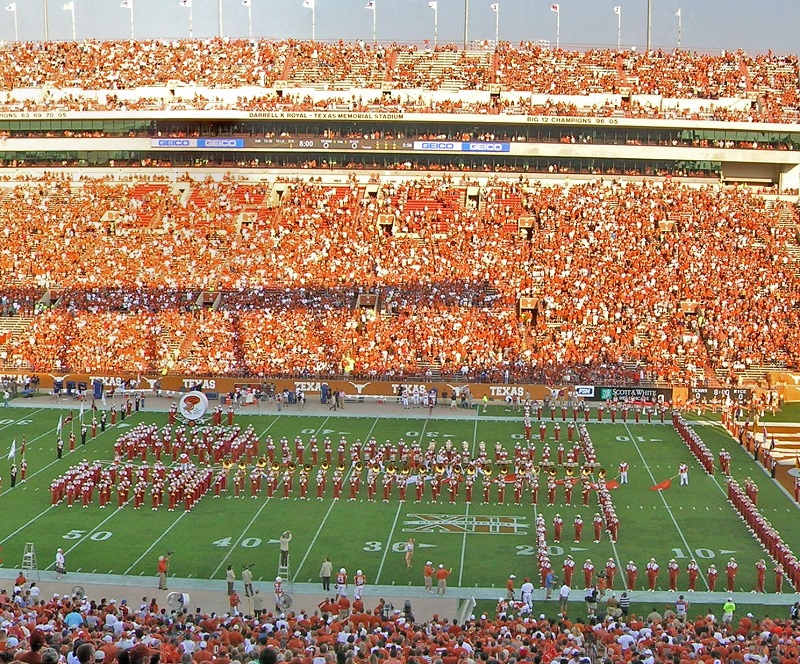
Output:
left=226, top=565, right=236, bottom=595
left=157, top=554, right=170, bottom=590
left=423, top=561, right=434, bottom=592
left=320, top=557, right=333, bottom=591
left=558, top=581, right=570, bottom=615
left=279, top=531, right=292, bottom=567
left=55, top=548, right=66, bottom=578
left=435, top=564, right=452, bottom=596
left=242, top=565, right=254, bottom=597
left=229, top=588, right=241, bottom=616
left=520, top=577, right=534, bottom=608
left=722, top=597, right=736, bottom=623
left=404, top=538, right=415, bottom=569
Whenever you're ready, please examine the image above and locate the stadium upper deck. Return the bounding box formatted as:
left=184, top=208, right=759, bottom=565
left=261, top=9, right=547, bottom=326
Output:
left=0, top=39, right=798, bottom=188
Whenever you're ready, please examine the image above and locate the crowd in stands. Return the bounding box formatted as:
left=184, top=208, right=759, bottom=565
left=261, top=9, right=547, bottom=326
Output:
left=2, top=581, right=800, bottom=664
left=0, top=174, right=798, bottom=384
left=0, top=40, right=796, bottom=123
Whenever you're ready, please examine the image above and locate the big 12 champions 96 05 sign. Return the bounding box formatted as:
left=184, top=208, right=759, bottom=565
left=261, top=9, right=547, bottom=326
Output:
left=178, top=391, right=209, bottom=421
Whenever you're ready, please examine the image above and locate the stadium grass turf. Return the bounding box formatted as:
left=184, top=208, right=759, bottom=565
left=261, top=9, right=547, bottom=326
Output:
left=0, top=404, right=798, bottom=598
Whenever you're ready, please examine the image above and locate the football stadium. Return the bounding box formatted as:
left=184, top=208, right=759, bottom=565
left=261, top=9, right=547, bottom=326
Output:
left=1, top=2, right=800, bottom=662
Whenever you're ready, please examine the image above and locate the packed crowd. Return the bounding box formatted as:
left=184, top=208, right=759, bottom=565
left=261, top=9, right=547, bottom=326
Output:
left=3, top=577, right=800, bottom=664
left=0, top=175, right=798, bottom=383
left=0, top=40, right=797, bottom=123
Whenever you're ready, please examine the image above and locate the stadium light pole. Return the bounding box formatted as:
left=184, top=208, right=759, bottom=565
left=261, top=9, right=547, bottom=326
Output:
left=43, top=0, right=49, bottom=40
left=463, top=0, right=468, bottom=50
left=646, top=0, right=651, bottom=51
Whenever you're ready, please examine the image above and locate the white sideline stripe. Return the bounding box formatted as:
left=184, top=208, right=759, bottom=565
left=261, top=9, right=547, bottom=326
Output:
left=292, top=417, right=380, bottom=582
left=0, top=416, right=129, bottom=539
left=622, top=422, right=710, bottom=591
left=375, top=418, right=428, bottom=584
left=209, top=416, right=285, bottom=579
left=457, top=410, right=480, bottom=586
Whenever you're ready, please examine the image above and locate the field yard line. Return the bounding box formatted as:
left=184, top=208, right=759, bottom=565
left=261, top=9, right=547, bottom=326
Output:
left=0, top=407, right=45, bottom=433
left=210, top=498, right=274, bottom=578
left=124, top=511, right=188, bottom=574
left=20, top=420, right=126, bottom=488
left=0, top=505, right=57, bottom=545
left=374, top=418, right=427, bottom=584
left=292, top=417, right=380, bottom=582
left=208, top=416, right=295, bottom=579
left=374, top=503, right=403, bottom=584
left=457, top=411, right=480, bottom=586
left=46, top=508, right=122, bottom=569
left=622, top=422, right=710, bottom=591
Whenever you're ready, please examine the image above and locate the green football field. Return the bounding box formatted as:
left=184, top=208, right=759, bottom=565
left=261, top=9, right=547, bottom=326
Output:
left=1, top=401, right=798, bottom=596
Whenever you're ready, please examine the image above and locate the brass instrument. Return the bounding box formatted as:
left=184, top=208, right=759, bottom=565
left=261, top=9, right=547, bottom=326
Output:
left=256, top=457, right=267, bottom=468
left=598, top=468, right=607, bottom=479
left=222, top=460, right=233, bottom=469
left=371, top=462, right=381, bottom=473
left=581, top=466, right=592, bottom=477
left=565, top=466, right=575, bottom=477
left=465, top=464, right=476, bottom=476
left=532, top=465, right=541, bottom=476
left=386, top=463, right=396, bottom=475
left=287, top=461, right=296, bottom=472
left=499, top=464, right=509, bottom=477
left=400, top=465, right=411, bottom=476
left=435, top=463, right=446, bottom=475
left=483, top=464, right=494, bottom=477
left=548, top=466, right=558, bottom=477
left=271, top=461, right=281, bottom=472
left=353, top=461, right=362, bottom=472
left=238, top=460, right=247, bottom=470
left=418, top=463, right=428, bottom=475
left=321, top=460, right=330, bottom=471
left=453, top=464, right=463, bottom=476
left=303, top=463, right=313, bottom=473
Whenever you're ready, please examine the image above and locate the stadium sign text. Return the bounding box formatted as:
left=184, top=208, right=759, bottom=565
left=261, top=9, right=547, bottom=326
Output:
left=598, top=386, right=673, bottom=401
left=247, top=111, right=403, bottom=121
left=181, top=378, right=217, bottom=390
left=489, top=386, right=526, bottom=397
left=526, top=116, right=620, bottom=125
left=89, top=375, right=127, bottom=387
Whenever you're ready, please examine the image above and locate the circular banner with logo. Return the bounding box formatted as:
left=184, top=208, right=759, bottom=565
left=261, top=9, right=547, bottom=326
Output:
left=178, top=391, right=209, bottom=421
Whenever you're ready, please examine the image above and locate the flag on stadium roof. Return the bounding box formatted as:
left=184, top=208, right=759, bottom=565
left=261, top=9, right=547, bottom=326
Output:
left=180, top=0, right=191, bottom=6
left=242, top=0, right=250, bottom=5
left=120, top=0, right=132, bottom=8
left=4, top=2, right=16, bottom=11
left=550, top=4, right=559, bottom=12
left=490, top=3, right=499, bottom=11
left=675, top=8, right=681, bottom=16
left=302, top=0, right=314, bottom=8
left=427, top=1, right=437, bottom=8
left=63, top=1, right=74, bottom=10
left=364, top=1, right=374, bottom=9
left=613, top=5, right=620, bottom=14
